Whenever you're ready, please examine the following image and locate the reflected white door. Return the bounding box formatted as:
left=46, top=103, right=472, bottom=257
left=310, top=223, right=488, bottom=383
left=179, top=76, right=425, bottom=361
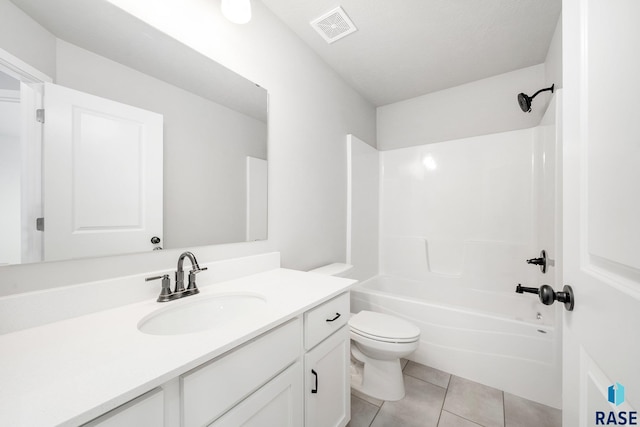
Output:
left=43, top=82, right=163, bottom=261
left=563, top=0, right=640, bottom=424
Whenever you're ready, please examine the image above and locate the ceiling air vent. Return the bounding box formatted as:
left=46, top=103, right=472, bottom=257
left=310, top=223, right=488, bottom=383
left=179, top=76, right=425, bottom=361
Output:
left=310, top=6, right=357, bottom=44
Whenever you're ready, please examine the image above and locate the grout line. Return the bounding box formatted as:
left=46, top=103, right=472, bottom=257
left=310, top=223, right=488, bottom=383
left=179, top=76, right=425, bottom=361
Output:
left=502, top=391, right=506, bottom=427
left=368, top=401, right=383, bottom=427
left=403, top=370, right=449, bottom=390
left=441, top=410, right=484, bottom=427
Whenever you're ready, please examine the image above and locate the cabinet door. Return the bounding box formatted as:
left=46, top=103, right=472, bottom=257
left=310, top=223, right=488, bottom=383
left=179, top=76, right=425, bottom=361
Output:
left=210, top=362, right=303, bottom=427
left=305, top=326, right=350, bottom=427
left=82, top=388, right=164, bottom=427
left=182, top=318, right=301, bottom=427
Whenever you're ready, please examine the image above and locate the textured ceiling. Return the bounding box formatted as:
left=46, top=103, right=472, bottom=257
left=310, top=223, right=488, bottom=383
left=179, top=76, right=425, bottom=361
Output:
left=261, top=0, right=561, bottom=106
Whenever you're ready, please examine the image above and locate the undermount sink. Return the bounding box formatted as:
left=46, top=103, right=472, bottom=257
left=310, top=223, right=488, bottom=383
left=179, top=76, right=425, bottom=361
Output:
left=138, top=293, right=267, bottom=336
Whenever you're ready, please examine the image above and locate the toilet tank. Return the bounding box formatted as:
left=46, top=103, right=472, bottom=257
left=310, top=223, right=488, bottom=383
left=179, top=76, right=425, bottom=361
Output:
left=308, top=263, right=354, bottom=278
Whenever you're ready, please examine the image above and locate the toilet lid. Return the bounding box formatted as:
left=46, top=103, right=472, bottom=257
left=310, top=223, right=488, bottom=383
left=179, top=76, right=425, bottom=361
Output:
left=349, top=311, right=420, bottom=342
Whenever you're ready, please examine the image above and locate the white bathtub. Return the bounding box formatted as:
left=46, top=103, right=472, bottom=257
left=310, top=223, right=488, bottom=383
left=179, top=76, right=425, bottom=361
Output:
left=351, top=275, right=562, bottom=408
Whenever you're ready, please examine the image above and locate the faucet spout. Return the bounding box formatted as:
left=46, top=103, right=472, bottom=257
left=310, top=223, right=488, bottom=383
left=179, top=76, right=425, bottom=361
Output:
left=177, top=251, right=199, bottom=273
left=175, top=251, right=207, bottom=296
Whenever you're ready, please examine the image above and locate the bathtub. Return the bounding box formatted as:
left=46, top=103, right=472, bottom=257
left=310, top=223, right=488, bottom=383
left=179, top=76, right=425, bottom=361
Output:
left=350, top=275, right=562, bottom=408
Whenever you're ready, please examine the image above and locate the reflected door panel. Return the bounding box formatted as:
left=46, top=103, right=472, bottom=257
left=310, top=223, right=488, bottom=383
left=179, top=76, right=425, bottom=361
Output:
left=43, top=82, right=163, bottom=261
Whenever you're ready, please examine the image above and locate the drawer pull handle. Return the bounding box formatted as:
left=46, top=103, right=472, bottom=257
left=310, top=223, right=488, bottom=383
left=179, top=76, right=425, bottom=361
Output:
left=311, top=369, right=318, bottom=394
left=326, top=313, right=341, bottom=322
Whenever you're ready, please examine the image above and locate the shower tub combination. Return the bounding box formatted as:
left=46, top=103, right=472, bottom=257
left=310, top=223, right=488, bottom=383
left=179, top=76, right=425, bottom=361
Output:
left=351, top=275, right=562, bottom=408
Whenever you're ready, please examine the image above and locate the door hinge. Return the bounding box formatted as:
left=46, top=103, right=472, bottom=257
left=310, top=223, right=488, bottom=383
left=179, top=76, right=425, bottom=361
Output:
left=36, top=217, right=44, bottom=231
left=36, top=109, right=45, bottom=123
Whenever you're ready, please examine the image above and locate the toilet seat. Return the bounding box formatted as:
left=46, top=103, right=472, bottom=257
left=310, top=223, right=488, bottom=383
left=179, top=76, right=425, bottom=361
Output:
left=349, top=311, right=420, bottom=343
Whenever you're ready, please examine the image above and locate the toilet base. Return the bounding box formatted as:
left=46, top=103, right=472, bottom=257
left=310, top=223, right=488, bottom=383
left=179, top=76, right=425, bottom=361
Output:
left=350, top=347, right=406, bottom=401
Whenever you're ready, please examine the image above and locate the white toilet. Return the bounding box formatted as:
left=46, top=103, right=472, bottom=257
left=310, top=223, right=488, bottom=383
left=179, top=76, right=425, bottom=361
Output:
left=349, top=310, right=420, bottom=401
left=308, top=264, right=421, bottom=401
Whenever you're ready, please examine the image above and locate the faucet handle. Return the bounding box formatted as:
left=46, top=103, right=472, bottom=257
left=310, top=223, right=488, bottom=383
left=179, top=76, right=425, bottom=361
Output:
left=185, top=267, right=207, bottom=296
left=146, top=274, right=173, bottom=302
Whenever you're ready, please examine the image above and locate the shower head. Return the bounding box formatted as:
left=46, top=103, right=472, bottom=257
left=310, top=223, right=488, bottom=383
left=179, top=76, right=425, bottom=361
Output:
left=517, top=84, right=555, bottom=113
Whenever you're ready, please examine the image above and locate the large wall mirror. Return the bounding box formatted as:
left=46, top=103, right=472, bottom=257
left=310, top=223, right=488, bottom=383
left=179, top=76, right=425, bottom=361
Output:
left=0, top=0, right=268, bottom=266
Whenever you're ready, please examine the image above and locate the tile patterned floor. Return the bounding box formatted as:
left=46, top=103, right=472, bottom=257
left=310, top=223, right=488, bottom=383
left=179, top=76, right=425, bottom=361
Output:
left=347, top=360, right=562, bottom=427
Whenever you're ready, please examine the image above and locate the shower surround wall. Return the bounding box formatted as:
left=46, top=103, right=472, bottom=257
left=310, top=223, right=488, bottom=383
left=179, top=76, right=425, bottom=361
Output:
left=380, top=128, right=538, bottom=287
left=371, top=119, right=562, bottom=407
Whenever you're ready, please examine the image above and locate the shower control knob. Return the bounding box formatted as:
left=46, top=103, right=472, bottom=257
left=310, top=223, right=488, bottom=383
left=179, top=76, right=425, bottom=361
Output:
left=515, top=284, right=575, bottom=311
left=526, top=250, right=547, bottom=273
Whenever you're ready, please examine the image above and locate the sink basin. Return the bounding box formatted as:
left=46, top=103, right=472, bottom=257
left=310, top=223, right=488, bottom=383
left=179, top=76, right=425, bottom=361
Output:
left=138, top=293, right=267, bottom=336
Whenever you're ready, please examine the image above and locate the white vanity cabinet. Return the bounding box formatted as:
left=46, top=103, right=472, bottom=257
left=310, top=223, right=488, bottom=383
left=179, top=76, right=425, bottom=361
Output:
left=82, top=389, right=164, bottom=427
left=1, top=266, right=356, bottom=426
left=210, top=361, right=302, bottom=426
left=181, top=318, right=302, bottom=427
left=82, top=293, right=351, bottom=427
left=303, top=292, right=351, bottom=427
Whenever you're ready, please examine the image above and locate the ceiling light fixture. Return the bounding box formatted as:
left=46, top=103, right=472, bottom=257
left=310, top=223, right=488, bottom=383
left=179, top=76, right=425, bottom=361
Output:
left=221, top=0, right=251, bottom=24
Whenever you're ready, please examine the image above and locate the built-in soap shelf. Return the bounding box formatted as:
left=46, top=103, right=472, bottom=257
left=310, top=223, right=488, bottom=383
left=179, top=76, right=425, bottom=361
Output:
left=382, top=236, right=533, bottom=288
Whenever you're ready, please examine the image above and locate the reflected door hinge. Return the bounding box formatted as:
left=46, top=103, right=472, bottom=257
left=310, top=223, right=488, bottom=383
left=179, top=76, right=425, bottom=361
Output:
left=36, top=109, right=45, bottom=123
left=36, top=217, right=44, bottom=231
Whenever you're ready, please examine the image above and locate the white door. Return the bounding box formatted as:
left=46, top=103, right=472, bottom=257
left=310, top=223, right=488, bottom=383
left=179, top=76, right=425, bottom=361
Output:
left=43, top=82, right=163, bottom=261
left=20, top=82, right=43, bottom=264
left=563, top=0, right=640, bottom=425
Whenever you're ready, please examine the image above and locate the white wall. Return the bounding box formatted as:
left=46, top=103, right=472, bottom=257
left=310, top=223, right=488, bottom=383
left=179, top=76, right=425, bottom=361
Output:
left=377, top=64, right=548, bottom=150
left=0, top=0, right=376, bottom=295
left=0, top=0, right=56, bottom=79
left=545, top=17, right=563, bottom=91
left=55, top=40, right=267, bottom=248
left=346, top=135, right=379, bottom=281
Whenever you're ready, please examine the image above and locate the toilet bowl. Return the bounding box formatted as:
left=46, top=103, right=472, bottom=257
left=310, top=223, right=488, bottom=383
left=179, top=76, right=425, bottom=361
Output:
left=349, top=310, right=420, bottom=401
left=307, top=264, right=420, bottom=401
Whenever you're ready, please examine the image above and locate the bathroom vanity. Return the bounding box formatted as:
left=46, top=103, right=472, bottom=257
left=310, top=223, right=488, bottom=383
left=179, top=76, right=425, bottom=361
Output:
left=0, top=259, right=353, bottom=426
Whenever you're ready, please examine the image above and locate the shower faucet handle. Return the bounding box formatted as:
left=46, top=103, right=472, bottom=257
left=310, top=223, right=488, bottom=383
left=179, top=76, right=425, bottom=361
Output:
left=526, top=250, right=547, bottom=273
left=515, top=284, right=575, bottom=311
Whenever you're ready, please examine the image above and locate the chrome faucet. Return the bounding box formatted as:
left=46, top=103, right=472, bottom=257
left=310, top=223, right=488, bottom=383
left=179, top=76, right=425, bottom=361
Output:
left=145, top=251, right=207, bottom=302
left=175, top=251, right=207, bottom=296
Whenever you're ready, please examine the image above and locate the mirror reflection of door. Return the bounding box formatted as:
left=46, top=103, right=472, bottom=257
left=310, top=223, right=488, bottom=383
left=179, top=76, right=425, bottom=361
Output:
left=42, top=82, right=163, bottom=261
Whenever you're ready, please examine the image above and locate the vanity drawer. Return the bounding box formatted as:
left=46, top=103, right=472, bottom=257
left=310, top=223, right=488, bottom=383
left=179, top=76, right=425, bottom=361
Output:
left=304, top=292, right=350, bottom=350
left=181, top=318, right=302, bottom=427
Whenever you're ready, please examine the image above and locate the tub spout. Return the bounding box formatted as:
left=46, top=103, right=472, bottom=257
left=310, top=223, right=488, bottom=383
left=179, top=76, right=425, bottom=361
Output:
left=515, top=284, right=539, bottom=295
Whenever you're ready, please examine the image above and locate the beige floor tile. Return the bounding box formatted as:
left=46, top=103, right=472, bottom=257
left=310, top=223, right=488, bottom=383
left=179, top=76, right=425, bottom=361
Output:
left=351, top=388, right=384, bottom=407
left=370, top=375, right=446, bottom=427
left=348, top=394, right=380, bottom=427
left=504, top=393, right=561, bottom=427
left=404, top=361, right=451, bottom=389
left=438, top=411, right=483, bottom=427
left=443, top=376, right=504, bottom=427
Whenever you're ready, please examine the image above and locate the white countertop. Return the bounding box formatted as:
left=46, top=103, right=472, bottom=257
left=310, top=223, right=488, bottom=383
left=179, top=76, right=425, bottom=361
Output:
left=0, top=268, right=354, bottom=426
